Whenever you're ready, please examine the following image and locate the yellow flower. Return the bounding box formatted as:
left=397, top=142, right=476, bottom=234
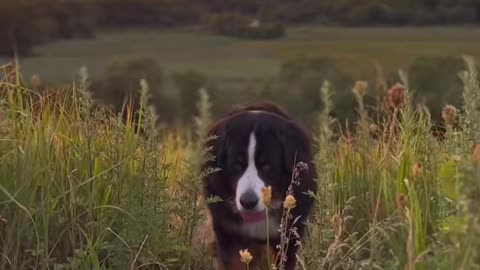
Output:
left=239, top=249, right=253, bottom=265
left=283, top=195, right=296, bottom=209
left=261, top=186, right=272, bottom=207
left=352, top=80, right=368, bottom=97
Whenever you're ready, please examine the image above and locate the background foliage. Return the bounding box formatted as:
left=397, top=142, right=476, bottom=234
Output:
left=1, top=0, right=480, bottom=55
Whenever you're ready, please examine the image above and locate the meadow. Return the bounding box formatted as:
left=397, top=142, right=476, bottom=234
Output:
left=2, top=47, right=480, bottom=270
left=18, top=26, right=480, bottom=83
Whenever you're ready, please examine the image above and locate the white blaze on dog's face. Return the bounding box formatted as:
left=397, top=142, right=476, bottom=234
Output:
left=235, top=133, right=266, bottom=213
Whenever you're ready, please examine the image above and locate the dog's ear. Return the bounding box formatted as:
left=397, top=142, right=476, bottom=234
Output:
left=279, top=121, right=311, bottom=174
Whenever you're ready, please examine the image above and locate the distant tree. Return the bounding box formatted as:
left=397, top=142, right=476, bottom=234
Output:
left=207, top=13, right=285, bottom=39
left=1, top=0, right=480, bottom=57
left=173, top=69, right=217, bottom=121
left=90, top=57, right=164, bottom=115
left=0, top=1, right=36, bottom=56
left=96, top=0, right=202, bottom=27
left=277, top=56, right=354, bottom=125
left=408, top=57, right=465, bottom=122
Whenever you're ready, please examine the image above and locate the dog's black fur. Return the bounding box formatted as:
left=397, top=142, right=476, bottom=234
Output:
left=202, top=102, right=317, bottom=269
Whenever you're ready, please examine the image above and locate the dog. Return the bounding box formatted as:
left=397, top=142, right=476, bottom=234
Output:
left=202, top=102, right=317, bottom=270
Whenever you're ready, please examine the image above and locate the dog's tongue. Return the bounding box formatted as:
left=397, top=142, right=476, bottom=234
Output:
left=241, top=211, right=266, bottom=223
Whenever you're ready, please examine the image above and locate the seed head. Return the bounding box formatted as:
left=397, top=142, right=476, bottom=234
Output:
left=387, top=83, right=406, bottom=109
left=296, top=162, right=309, bottom=172
left=396, top=193, right=407, bottom=209
left=261, top=186, right=272, bottom=207
left=352, top=81, right=368, bottom=97
left=330, top=213, right=344, bottom=238
left=473, top=144, right=480, bottom=167
left=239, top=249, right=253, bottom=265
left=283, top=195, right=296, bottom=209
left=411, top=162, right=423, bottom=178
left=442, top=105, right=457, bottom=127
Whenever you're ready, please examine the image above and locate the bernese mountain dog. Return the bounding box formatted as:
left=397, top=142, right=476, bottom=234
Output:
left=202, top=102, right=317, bottom=270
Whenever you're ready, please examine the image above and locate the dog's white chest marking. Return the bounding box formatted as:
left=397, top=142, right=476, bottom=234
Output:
left=235, top=133, right=266, bottom=212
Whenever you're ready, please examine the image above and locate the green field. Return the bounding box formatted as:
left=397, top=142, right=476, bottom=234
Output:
left=19, top=26, right=480, bottom=83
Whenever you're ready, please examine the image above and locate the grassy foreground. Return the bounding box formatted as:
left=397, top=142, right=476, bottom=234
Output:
left=1, top=56, right=480, bottom=270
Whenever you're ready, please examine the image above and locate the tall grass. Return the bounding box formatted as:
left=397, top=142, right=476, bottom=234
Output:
left=0, top=64, right=210, bottom=270
left=302, top=56, right=480, bottom=270
left=1, top=55, right=480, bottom=270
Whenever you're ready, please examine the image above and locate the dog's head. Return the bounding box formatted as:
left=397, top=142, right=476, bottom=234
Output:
left=203, top=102, right=313, bottom=224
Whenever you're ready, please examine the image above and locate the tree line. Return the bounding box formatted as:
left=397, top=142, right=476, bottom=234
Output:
left=1, top=0, right=480, bottom=56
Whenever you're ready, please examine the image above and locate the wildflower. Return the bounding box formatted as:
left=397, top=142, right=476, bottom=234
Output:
left=387, top=83, right=405, bottom=109
left=352, top=80, right=368, bottom=97
left=293, top=162, right=309, bottom=179
left=442, top=105, right=457, bottom=127
left=473, top=144, right=480, bottom=167
left=296, top=162, right=309, bottom=173
left=261, top=186, right=272, bottom=207
left=239, top=249, right=253, bottom=265
left=411, top=162, right=423, bottom=178
left=283, top=195, right=296, bottom=209
left=396, top=193, right=407, bottom=209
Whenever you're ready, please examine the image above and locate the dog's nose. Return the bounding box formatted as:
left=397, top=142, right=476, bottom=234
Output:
left=240, top=190, right=259, bottom=210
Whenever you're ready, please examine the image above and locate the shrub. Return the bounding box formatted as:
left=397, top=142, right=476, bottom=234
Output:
left=407, top=57, right=465, bottom=123
left=0, top=1, right=100, bottom=56
left=337, top=2, right=411, bottom=26
left=263, top=0, right=324, bottom=23
left=241, top=22, right=285, bottom=39
left=437, top=6, right=477, bottom=24
left=51, top=1, right=98, bottom=39
left=96, top=0, right=202, bottom=27
left=173, top=69, right=218, bottom=121
left=276, top=56, right=354, bottom=125
left=30, top=17, right=60, bottom=43
left=209, top=57, right=354, bottom=128
left=0, top=1, right=37, bottom=56
left=207, top=13, right=285, bottom=40
left=207, top=13, right=250, bottom=36
left=90, top=57, right=164, bottom=115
